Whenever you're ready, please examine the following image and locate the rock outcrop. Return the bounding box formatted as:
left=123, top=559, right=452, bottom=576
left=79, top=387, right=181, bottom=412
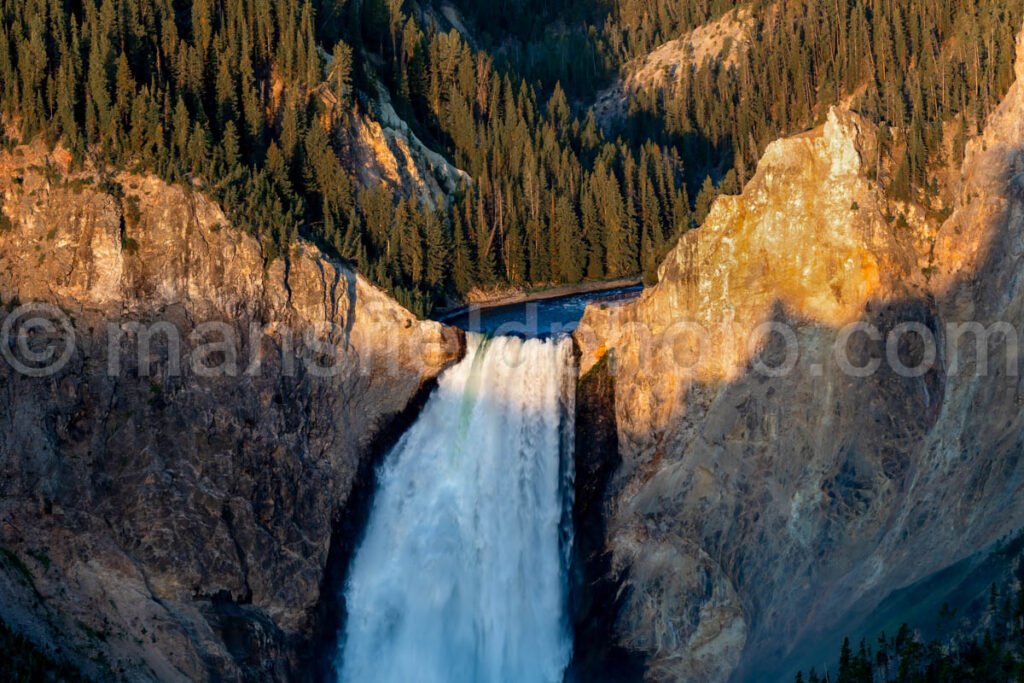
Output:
left=349, top=86, right=469, bottom=207
left=575, top=21, right=1024, bottom=683
left=0, top=143, right=463, bottom=680
left=630, top=6, right=753, bottom=80
left=593, top=7, right=754, bottom=125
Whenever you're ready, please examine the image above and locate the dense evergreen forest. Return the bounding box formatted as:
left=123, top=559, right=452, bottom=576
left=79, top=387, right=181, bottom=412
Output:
left=454, top=0, right=1022, bottom=202
left=0, top=0, right=1021, bottom=314
left=616, top=0, right=1024, bottom=203
left=0, top=0, right=691, bottom=315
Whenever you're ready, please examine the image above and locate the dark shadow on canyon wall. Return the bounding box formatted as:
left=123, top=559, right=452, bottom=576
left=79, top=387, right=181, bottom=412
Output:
left=566, top=352, right=646, bottom=682
left=728, top=294, right=948, bottom=682
left=579, top=127, right=1024, bottom=682
left=753, top=133, right=1024, bottom=683
left=780, top=529, right=1024, bottom=680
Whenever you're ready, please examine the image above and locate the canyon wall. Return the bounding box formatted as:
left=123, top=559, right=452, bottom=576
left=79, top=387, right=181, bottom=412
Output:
left=0, top=143, right=463, bottom=680
left=575, top=21, right=1024, bottom=683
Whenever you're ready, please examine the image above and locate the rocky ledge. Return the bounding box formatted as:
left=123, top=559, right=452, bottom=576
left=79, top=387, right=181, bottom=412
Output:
left=0, top=143, right=463, bottom=680
left=574, top=21, right=1024, bottom=683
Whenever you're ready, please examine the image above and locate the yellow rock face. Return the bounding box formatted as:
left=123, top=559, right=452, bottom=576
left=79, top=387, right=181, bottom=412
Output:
left=0, top=141, right=463, bottom=681
left=578, top=108, right=922, bottom=385
left=349, top=90, right=469, bottom=207
left=575, top=21, right=1024, bottom=683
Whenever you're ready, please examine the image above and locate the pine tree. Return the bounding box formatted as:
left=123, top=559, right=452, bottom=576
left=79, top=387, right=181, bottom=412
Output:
left=837, top=636, right=853, bottom=682
left=86, top=28, right=112, bottom=140
left=424, top=209, right=450, bottom=289
left=450, top=209, right=474, bottom=295
left=172, top=98, right=191, bottom=157
left=187, top=124, right=209, bottom=174
left=331, top=41, right=354, bottom=109
left=596, top=166, right=634, bottom=277
left=554, top=195, right=583, bottom=283
left=220, top=121, right=241, bottom=171
left=55, top=54, right=79, bottom=148
left=695, top=175, right=717, bottom=226
left=215, top=56, right=237, bottom=127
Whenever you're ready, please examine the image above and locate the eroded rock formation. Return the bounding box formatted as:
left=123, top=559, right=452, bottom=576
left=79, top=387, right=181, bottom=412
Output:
left=349, top=87, right=469, bottom=207
left=575, top=21, right=1024, bottom=683
left=593, top=7, right=755, bottom=126
left=0, top=143, right=463, bottom=680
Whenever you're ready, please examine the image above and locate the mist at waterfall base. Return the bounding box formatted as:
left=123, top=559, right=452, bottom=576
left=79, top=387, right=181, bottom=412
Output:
left=335, top=334, right=577, bottom=683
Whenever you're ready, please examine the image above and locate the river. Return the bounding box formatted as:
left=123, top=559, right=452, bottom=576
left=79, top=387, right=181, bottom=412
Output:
left=439, top=284, right=643, bottom=338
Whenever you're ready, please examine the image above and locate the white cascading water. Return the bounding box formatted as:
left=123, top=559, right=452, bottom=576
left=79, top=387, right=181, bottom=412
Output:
left=336, top=334, right=576, bottom=683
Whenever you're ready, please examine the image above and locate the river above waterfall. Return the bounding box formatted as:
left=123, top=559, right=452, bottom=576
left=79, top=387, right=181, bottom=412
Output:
left=336, top=334, right=577, bottom=683
left=439, top=284, right=643, bottom=338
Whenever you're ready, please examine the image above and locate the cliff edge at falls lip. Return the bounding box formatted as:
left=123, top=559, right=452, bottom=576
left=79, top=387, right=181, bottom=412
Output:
left=0, top=141, right=463, bottom=681
left=573, top=19, right=1024, bottom=683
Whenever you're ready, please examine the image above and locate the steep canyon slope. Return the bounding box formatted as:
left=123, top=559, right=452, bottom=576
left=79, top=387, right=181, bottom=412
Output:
left=593, top=7, right=754, bottom=125
left=575, top=20, right=1024, bottom=683
left=0, top=143, right=463, bottom=680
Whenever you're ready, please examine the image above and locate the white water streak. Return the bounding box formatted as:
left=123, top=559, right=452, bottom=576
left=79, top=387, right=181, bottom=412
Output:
left=337, top=334, right=576, bottom=683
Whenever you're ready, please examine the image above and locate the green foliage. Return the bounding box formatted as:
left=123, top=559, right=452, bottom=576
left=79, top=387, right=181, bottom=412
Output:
left=0, top=0, right=690, bottom=315
left=612, top=0, right=1023, bottom=203
left=121, top=235, right=139, bottom=255
left=369, top=18, right=690, bottom=301
left=457, top=0, right=1022, bottom=212
left=0, top=0, right=1019, bottom=316
left=123, top=196, right=142, bottom=232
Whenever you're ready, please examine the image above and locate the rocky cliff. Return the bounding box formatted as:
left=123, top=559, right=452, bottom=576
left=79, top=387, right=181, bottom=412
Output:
left=593, top=6, right=754, bottom=125
left=575, top=21, right=1024, bottom=683
left=0, top=143, right=463, bottom=680
left=349, top=86, right=469, bottom=207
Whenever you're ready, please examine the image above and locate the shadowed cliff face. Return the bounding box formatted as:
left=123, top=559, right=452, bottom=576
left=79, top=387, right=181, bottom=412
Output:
left=574, top=22, right=1024, bottom=683
left=0, top=145, right=463, bottom=681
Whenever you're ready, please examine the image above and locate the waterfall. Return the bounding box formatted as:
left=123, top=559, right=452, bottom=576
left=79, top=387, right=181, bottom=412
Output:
left=336, top=334, right=577, bottom=683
